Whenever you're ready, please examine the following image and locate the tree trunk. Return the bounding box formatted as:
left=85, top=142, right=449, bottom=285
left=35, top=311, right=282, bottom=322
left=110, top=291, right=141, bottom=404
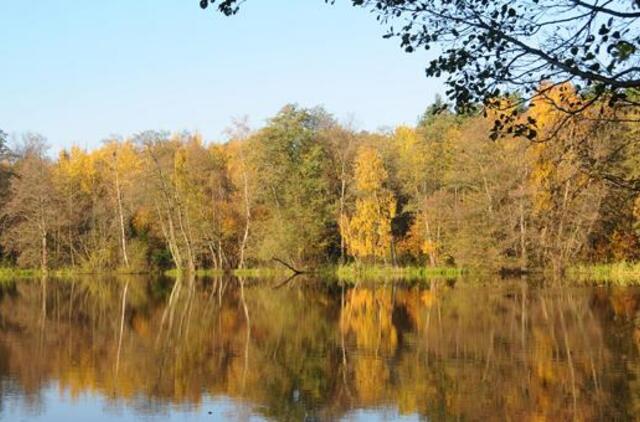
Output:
left=519, top=199, right=528, bottom=272
left=175, top=202, right=196, bottom=274
left=115, top=281, right=129, bottom=375
left=424, top=209, right=437, bottom=267
left=115, top=168, right=129, bottom=268
left=209, top=243, right=218, bottom=270
left=217, top=239, right=224, bottom=269
left=155, top=204, right=183, bottom=271
left=339, top=172, right=347, bottom=264
left=239, top=151, right=251, bottom=269
left=41, top=228, right=48, bottom=274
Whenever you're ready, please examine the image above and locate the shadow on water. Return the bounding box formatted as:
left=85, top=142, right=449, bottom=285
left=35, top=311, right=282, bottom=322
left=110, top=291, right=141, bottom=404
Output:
left=0, top=274, right=639, bottom=420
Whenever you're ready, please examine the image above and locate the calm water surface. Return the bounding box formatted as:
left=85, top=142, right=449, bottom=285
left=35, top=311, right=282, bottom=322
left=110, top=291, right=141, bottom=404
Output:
left=0, top=276, right=638, bottom=421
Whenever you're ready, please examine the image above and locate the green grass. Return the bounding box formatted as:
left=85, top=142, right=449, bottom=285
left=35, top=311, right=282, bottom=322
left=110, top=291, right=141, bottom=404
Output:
left=232, top=267, right=291, bottom=278
left=163, top=264, right=466, bottom=281
left=0, top=266, right=282, bottom=280
left=163, top=268, right=226, bottom=278
left=335, top=264, right=464, bottom=282
left=162, top=267, right=296, bottom=278
left=0, top=267, right=42, bottom=281
left=162, top=267, right=290, bottom=278
left=567, top=262, right=640, bottom=285
left=0, top=267, right=82, bottom=281
left=0, top=266, right=154, bottom=281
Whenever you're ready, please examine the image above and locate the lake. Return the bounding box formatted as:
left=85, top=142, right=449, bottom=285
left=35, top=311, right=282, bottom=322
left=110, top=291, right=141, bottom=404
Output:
left=0, top=275, right=638, bottom=421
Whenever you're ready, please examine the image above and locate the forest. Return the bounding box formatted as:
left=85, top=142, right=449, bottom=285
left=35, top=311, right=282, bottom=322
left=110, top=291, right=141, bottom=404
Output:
left=0, top=83, right=638, bottom=276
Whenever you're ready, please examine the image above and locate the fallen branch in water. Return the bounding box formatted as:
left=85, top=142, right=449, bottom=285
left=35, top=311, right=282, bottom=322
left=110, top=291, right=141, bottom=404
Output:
left=272, top=273, right=300, bottom=289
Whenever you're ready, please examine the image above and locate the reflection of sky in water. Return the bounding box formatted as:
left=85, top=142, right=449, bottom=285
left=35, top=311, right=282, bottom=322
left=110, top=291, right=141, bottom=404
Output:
left=0, top=385, right=418, bottom=421
left=343, top=409, right=420, bottom=421
left=1, top=384, right=264, bottom=421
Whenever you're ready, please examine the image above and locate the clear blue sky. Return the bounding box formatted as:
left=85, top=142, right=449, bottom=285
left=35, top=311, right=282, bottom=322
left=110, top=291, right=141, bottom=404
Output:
left=0, top=0, right=444, bottom=151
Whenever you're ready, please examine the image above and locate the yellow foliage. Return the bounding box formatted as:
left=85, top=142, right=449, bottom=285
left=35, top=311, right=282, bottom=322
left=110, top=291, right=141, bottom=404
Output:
left=55, top=146, right=98, bottom=194
left=396, top=220, right=423, bottom=256
left=95, top=140, right=142, bottom=182
left=132, top=207, right=153, bottom=232
left=354, top=146, right=388, bottom=192
left=530, top=82, right=579, bottom=128
left=343, top=146, right=396, bottom=261
left=422, top=239, right=437, bottom=255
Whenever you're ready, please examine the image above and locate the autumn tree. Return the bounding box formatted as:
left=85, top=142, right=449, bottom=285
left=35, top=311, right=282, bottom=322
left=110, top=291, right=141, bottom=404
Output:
left=53, top=146, right=95, bottom=268
left=322, top=124, right=360, bottom=264
left=0, top=130, right=13, bottom=265
left=53, top=145, right=124, bottom=271
left=343, top=146, right=396, bottom=263
left=526, top=84, right=629, bottom=270
left=1, top=135, right=60, bottom=271
left=225, top=119, right=257, bottom=269
left=391, top=118, right=457, bottom=266
left=203, top=143, right=239, bottom=269
left=444, top=116, right=531, bottom=269
left=0, top=130, right=10, bottom=194
left=136, top=131, right=239, bottom=272
left=0, top=130, right=12, bottom=247
left=95, top=140, right=142, bottom=269
left=137, top=131, right=191, bottom=272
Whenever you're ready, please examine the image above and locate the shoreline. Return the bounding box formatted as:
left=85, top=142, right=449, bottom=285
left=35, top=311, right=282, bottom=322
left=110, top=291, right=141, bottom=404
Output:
left=1, top=262, right=639, bottom=285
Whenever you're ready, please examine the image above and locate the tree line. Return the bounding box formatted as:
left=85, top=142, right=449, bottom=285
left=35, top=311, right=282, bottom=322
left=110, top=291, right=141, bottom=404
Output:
left=0, top=84, right=638, bottom=274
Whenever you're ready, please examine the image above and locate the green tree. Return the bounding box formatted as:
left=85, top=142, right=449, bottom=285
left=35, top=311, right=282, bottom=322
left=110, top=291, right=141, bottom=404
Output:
left=251, top=105, right=337, bottom=266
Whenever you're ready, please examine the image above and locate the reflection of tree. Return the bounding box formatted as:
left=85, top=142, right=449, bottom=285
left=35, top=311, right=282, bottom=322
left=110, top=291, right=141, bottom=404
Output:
left=114, top=280, right=129, bottom=376
left=0, top=277, right=638, bottom=420
left=340, top=287, right=397, bottom=405
left=238, top=277, right=250, bottom=393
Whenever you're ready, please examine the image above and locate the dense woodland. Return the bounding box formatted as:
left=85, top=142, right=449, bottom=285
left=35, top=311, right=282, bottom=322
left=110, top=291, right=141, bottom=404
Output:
left=0, top=84, right=638, bottom=274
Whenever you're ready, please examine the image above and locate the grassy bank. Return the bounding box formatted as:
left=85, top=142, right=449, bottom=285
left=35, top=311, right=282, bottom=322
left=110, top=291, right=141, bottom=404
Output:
left=0, top=267, right=85, bottom=282
left=162, top=267, right=291, bottom=278
left=2, top=264, right=466, bottom=282
left=161, top=264, right=465, bottom=281
left=0, top=266, right=155, bottom=282
left=335, top=264, right=464, bottom=282
left=0, top=268, right=42, bottom=282
left=11, top=262, right=640, bottom=285
left=232, top=267, right=291, bottom=278
left=164, top=268, right=225, bottom=278
left=567, top=262, right=640, bottom=285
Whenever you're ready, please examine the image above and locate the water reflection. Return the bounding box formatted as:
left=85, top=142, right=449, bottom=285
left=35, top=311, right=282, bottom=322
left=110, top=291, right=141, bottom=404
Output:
left=0, top=275, right=638, bottom=420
